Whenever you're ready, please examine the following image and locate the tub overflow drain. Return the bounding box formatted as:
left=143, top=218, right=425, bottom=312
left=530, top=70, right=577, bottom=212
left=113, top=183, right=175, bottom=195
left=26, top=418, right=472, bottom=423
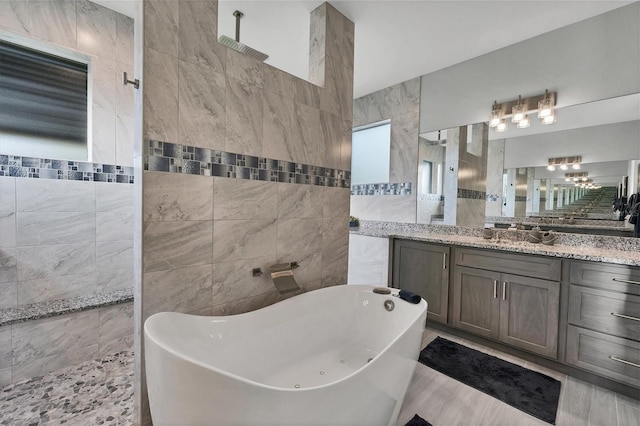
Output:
left=340, top=360, right=345, bottom=364
left=319, top=371, right=325, bottom=375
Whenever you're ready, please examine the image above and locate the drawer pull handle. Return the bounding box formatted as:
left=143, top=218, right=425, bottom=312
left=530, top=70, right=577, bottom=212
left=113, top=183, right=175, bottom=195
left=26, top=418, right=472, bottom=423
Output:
left=502, top=282, right=507, bottom=301
left=493, top=280, right=498, bottom=299
left=612, top=278, right=640, bottom=286
left=611, top=312, right=640, bottom=322
left=609, top=356, right=640, bottom=369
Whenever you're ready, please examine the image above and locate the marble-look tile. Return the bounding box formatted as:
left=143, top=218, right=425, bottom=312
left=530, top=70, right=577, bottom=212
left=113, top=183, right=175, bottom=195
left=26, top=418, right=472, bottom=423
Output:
left=143, top=47, right=179, bottom=142
left=226, top=48, right=264, bottom=87
left=380, top=195, right=417, bottom=223
left=99, top=334, right=133, bottom=357
left=144, top=0, right=178, bottom=57
left=0, top=211, right=16, bottom=248
left=91, top=57, right=117, bottom=113
left=29, top=0, right=76, bottom=48
left=319, top=57, right=342, bottom=116
left=321, top=218, right=349, bottom=283
left=340, top=122, right=352, bottom=172
left=99, top=302, right=133, bottom=343
left=0, top=0, right=30, bottom=34
left=77, top=0, right=116, bottom=59
left=263, top=90, right=295, bottom=162
left=144, top=172, right=213, bottom=221
left=0, top=327, right=11, bottom=369
left=212, top=219, right=277, bottom=263
left=96, top=181, right=133, bottom=212
left=13, top=343, right=99, bottom=383
left=276, top=218, right=323, bottom=285
left=349, top=195, right=382, bottom=221
left=0, top=178, right=16, bottom=212
left=213, top=178, right=277, bottom=220
left=263, top=64, right=294, bottom=99
left=16, top=211, right=95, bottom=246
left=142, top=264, right=212, bottom=319
left=225, top=76, right=263, bottom=156
left=178, top=0, right=225, bottom=74
left=211, top=256, right=277, bottom=307
left=319, top=110, right=342, bottom=169
left=16, top=179, right=95, bottom=212
left=294, top=79, right=320, bottom=109
left=292, top=101, right=321, bottom=165
left=323, top=187, right=350, bottom=218
left=116, top=114, right=134, bottom=166
left=0, top=248, right=18, bottom=284
left=390, top=110, right=419, bottom=184
left=97, top=267, right=133, bottom=293
left=308, top=3, right=326, bottom=87
left=96, top=240, right=133, bottom=271
left=210, top=290, right=276, bottom=316
left=97, top=211, right=133, bottom=241
left=116, top=63, right=135, bottom=116
left=617, top=394, right=640, bottom=426
left=178, top=60, right=226, bottom=149
left=277, top=182, right=323, bottom=219
left=347, top=234, right=389, bottom=286
left=11, top=310, right=99, bottom=374
left=116, top=13, right=134, bottom=66
left=92, top=107, right=116, bottom=165
left=17, top=243, right=95, bottom=281
left=143, top=221, right=212, bottom=272
left=18, top=272, right=96, bottom=305
left=0, top=282, right=17, bottom=309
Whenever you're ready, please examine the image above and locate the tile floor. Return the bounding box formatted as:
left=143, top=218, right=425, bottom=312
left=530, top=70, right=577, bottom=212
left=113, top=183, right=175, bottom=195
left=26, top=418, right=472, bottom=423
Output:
left=0, top=330, right=638, bottom=425
left=397, top=328, right=640, bottom=426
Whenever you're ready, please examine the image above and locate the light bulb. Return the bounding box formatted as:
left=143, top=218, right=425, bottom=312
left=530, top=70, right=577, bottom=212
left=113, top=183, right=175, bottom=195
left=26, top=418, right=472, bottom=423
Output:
left=547, top=165, right=555, bottom=171
left=517, top=115, right=530, bottom=128
left=495, top=119, right=508, bottom=132
left=542, top=114, right=556, bottom=125
left=572, top=163, right=580, bottom=170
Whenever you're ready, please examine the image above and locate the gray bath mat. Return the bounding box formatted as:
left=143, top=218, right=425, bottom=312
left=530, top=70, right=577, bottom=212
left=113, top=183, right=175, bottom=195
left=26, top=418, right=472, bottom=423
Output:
left=418, top=337, right=561, bottom=424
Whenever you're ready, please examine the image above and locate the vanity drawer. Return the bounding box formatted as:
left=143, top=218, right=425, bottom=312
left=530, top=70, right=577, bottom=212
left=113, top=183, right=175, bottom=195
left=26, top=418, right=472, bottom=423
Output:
left=570, top=261, right=640, bottom=295
left=568, top=285, right=640, bottom=340
left=566, top=325, right=640, bottom=388
left=455, top=248, right=561, bottom=281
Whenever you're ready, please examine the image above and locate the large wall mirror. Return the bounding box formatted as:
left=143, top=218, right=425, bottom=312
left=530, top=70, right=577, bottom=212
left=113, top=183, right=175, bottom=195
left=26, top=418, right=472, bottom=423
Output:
left=417, top=93, right=640, bottom=236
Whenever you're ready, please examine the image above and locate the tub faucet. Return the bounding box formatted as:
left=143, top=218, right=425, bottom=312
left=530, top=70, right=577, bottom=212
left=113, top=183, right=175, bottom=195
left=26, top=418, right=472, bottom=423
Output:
left=269, top=262, right=301, bottom=294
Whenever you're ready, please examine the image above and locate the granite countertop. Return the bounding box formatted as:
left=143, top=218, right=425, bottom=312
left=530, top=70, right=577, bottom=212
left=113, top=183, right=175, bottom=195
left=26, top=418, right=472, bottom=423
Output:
left=0, top=288, right=133, bottom=328
left=488, top=218, right=632, bottom=232
left=351, top=221, right=640, bottom=267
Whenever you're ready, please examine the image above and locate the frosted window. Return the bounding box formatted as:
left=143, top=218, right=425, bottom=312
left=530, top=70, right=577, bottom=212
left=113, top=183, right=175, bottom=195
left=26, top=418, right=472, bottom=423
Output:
left=351, top=121, right=390, bottom=185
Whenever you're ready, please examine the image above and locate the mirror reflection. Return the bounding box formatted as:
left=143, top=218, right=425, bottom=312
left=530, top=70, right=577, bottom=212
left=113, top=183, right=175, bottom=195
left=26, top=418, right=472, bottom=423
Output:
left=417, top=93, right=640, bottom=236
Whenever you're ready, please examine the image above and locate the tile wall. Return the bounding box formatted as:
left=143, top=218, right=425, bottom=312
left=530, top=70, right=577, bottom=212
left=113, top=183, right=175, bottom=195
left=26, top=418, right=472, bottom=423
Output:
left=485, top=139, right=505, bottom=218
left=137, top=1, right=354, bottom=423
left=351, top=78, right=421, bottom=223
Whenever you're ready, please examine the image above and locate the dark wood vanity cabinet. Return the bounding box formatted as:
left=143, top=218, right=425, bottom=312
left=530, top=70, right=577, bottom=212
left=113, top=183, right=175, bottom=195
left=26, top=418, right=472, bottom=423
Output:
left=451, top=251, right=560, bottom=359
left=391, top=239, right=449, bottom=324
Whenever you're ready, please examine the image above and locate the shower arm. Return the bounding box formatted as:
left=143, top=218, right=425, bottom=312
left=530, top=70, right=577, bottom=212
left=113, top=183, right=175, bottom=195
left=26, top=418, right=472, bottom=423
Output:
left=233, top=10, right=243, bottom=42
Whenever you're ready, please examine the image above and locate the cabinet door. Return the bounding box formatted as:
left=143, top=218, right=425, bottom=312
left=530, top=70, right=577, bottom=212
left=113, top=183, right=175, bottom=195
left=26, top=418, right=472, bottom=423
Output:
left=451, top=266, right=500, bottom=339
left=499, top=274, right=560, bottom=358
left=392, top=240, right=449, bottom=324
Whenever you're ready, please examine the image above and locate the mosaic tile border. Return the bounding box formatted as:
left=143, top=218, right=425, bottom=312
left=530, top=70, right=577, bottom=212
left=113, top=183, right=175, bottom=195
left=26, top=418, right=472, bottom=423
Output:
left=417, top=193, right=444, bottom=201
left=515, top=195, right=528, bottom=202
left=457, top=188, right=486, bottom=200
left=0, top=155, right=134, bottom=183
left=350, top=182, right=412, bottom=196
left=145, top=140, right=351, bottom=188
left=486, top=194, right=500, bottom=202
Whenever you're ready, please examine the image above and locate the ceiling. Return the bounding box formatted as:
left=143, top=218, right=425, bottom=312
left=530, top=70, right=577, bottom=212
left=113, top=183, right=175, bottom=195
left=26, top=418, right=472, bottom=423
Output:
left=92, top=0, right=633, bottom=98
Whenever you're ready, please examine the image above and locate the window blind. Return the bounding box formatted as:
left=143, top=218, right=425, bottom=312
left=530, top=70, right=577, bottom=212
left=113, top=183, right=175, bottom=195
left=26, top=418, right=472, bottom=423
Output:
left=0, top=40, right=87, bottom=143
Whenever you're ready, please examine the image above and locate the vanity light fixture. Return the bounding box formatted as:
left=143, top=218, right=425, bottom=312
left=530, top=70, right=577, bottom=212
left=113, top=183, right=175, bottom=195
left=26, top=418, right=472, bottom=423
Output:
left=548, top=155, right=581, bottom=171
left=565, top=171, right=588, bottom=182
left=489, top=90, right=556, bottom=132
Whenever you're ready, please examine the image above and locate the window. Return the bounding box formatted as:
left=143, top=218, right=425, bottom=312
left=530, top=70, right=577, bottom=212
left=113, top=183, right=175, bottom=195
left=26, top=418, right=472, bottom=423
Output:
left=351, top=120, right=391, bottom=185
left=0, top=39, right=88, bottom=159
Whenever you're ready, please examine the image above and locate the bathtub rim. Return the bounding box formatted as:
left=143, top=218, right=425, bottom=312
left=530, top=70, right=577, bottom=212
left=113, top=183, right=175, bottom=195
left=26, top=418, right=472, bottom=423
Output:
left=144, top=285, right=427, bottom=393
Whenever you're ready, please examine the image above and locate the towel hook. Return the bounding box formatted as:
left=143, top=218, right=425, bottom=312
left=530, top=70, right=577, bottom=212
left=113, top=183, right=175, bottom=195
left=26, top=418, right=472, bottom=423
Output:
left=123, top=72, right=139, bottom=89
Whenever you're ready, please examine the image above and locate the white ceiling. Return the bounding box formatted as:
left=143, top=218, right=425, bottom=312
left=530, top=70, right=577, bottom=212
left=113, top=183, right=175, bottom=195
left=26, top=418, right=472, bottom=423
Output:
left=92, top=0, right=633, bottom=98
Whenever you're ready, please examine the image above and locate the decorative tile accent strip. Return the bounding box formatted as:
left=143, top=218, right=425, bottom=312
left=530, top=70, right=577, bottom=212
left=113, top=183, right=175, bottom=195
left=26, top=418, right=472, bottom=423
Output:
left=0, top=155, right=134, bottom=183
left=457, top=188, right=486, bottom=200
left=145, top=140, right=351, bottom=188
left=417, top=193, right=444, bottom=201
left=351, top=182, right=412, bottom=195
left=515, top=195, right=528, bottom=202
left=486, top=194, right=501, bottom=202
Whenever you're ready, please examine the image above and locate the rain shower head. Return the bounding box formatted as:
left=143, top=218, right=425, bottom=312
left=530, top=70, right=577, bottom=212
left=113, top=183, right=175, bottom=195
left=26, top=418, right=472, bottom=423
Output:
left=218, top=10, right=268, bottom=62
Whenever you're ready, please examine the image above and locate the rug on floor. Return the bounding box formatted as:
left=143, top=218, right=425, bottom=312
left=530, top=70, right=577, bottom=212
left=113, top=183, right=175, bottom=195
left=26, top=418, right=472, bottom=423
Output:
left=405, top=413, right=433, bottom=426
left=418, top=337, right=561, bottom=425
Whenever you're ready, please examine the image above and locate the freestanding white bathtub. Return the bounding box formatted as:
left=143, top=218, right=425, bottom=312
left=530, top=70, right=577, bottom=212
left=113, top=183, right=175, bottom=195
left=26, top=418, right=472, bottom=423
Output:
left=144, top=285, right=427, bottom=425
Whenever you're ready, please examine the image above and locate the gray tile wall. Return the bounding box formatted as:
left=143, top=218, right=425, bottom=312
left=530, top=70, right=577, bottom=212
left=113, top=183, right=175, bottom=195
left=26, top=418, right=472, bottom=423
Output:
left=0, top=0, right=134, bottom=166
left=351, top=78, right=421, bottom=222
left=0, top=301, right=133, bottom=387
left=137, top=1, right=354, bottom=422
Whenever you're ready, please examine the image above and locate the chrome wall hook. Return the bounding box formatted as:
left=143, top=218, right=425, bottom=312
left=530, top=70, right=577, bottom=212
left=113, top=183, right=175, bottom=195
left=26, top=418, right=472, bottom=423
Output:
left=123, top=72, right=139, bottom=89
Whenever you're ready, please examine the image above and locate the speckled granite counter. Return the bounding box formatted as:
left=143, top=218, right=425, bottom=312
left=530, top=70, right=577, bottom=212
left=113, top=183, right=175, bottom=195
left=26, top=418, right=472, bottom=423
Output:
left=0, top=288, right=133, bottom=327
left=351, top=221, right=640, bottom=267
